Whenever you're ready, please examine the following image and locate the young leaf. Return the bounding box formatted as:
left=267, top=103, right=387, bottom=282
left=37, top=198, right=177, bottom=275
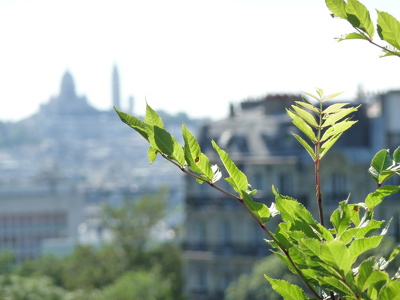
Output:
left=114, top=107, right=149, bottom=140
left=321, top=106, right=359, bottom=128
left=182, top=124, right=214, bottom=181
left=295, top=100, right=320, bottom=114
left=348, top=236, right=383, bottom=263
left=242, top=193, right=271, bottom=224
left=145, top=103, right=164, bottom=128
left=320, top=240, right=352, bottom=273
left=356, top=258, right=389, bottom=292
left=322, top=91, right=343, bottom=102
left=291, top=105, right=319, bottom=128
left=146, top=125, right=185, bottom=166
left=325, top=0, right=347, bottom=19
left=369, top=149, right=393, bottom=182
left=286, top=109, right=317, bottom=142
left=393, top=146, right=400, bottom=163
left=345, top=0, right=374, bottom=39
left=320, top=133, right=342, bottom=159
left=365, top=186, right=400, bottom=209
left=291, top=133, right=316, bottom=160
left=377, top=280, right=400, bottom=300
left=211, top=140, right=248, bottom=194
left=148, top=146, right=157, bottom=163
left=338, top=32, right=369, bottom=41
left=323, top=102, right=350, bottom=114
left=264, top=276, right=310, bottom=300
left=377, top=10, right=400, bottom=50
left=320, top=120, right=357, bottom=142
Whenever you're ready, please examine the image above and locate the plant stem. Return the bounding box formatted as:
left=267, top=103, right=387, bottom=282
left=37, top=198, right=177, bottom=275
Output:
left=354, top=27, right=400, bottom=58
left=315, top=101, right=324, bottom=226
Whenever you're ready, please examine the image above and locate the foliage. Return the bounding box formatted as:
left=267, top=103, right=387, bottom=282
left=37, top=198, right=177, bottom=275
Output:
left=326, top=0, right=400, bottom=57
left=115, top=84, right=400, bottom=300
left=10, top=192, right=184, bottom=299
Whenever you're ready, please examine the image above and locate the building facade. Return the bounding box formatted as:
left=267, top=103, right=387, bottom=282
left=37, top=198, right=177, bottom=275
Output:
left=183, top=92, right=400, bottom=299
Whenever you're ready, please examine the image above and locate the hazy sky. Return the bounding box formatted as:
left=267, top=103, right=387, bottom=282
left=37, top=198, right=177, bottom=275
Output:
left=1, top=0, right=399, bottom=122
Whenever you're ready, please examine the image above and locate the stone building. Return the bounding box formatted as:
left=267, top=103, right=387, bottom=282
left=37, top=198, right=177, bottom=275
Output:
left=182, top=92, right=400, bottom=299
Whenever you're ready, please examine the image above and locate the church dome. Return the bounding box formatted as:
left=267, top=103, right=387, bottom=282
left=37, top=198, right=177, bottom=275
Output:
left=60, top=71, right=76, bottom=98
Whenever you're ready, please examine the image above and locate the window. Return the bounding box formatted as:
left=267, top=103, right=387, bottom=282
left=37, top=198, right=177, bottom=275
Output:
left=278, top=173, right=292, bottom=195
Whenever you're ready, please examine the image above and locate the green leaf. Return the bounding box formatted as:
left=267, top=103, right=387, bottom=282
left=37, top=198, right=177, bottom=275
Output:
left=348, top=236, right=383, bottom=262
left=287, top=109, right=317, bottom=142
left=320, top=133, right=342, bottom=159
left=147, top=146, right=157, bottom=163
left=377, top=281, right=400, bottom=300
left=321, top=106, right=359, bottom=128
left=242, top=193, right=271, bottom=223
left=378, top=170, right=396, bottom=186
left=325, top=0, right=347, bottom=19
left=356, top=258, right=389, bottom=292
left=211, top=140, right=248, bottom=194
left=346, top=0, right=374, bottom=39
left=330, top=200, right=353, bottom=237
left=377, top=10, right=400, bottom=50
left=365, top=186, right=400, bottom=209
left=301, top=91, right=320, bottom=101
left=264, top=276, right=309, bottom=300
left=393, top=146, right=400, bottom=163
left=291, top=105, right=319, bottom=128
left=369, top=149, right=393, bottom=181
left=145, top=103, right=164, bottom=128
left=323, top=102, right=349, bottom=114
left=316, top=88, right=324, bottom=98
left=320, top=240, right=352, bottom=273
left=182, top=124, right=214, bottom=181
left=338, top=32, right=369, bottom=41
left=320, top=120, right=357, bottom=142
left=114, top=107, right=149, bottom=140
left=146, top=125, right=185, bottom=166
left=291, top=133, right=316, bottom=160
left=319, top=276, right=354, bottom=295
left=322, top=91, right=343, bottom=102
left=295, top=100, right=320, bottom=114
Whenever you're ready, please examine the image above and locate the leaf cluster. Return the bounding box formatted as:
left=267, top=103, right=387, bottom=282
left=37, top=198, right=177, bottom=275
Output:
left=115, top=95, right=400, bottom=300
left=325, top=0, right=400, bottom=57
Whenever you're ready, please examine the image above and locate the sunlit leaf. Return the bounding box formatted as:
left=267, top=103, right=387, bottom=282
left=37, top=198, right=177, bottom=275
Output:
left=114, top=107, right=149, bottom=140
left=264, top=276, right=310, bottom=300
left=369, top=149, right=393, bottom=182
left=320, top=120, right=357, bottom=142
left=242, top=193, right=271, bottom=224
left=348, top=236, right=383, bottom=262
left=322, top=91, right=343, bottom=102
left=316, top=88, right=324, bottom=98
left=291, top=105, right=319, bottom=128
left=287, top=109, right=317, bottom=142
left=145, top=103, right=164, bottom=128
left=321, top=106, right=359, bottom=127
left=301, top=91, right=320, bottom=101
left=146, top=125, right=185, bottom=166
left=377, top=10, right=400, bottom=50
left=346, top=0, right=374, bottom=39
left=147, top=146, right=157, bottom=163
left=295, top=100, right=320, bottom=113
left=212, top=140, right=248, bottom=194
left=320, top=240, right=352, bottom=273
left=356, top=258, right=388, bottom=292
left=182, top=124, right=214, bottom=181
left=338, top=32, right=369, bottom=41
left=325, top=0, right=347, bottom=19
left=393, top=146, right=400, bottom=163
left=320, top=133, right=342, bottom=159
left=377, top=280, right=400, bottom=300
left=323, top=102, right=349, bottom=114
left=291, top=133, right=316, bottom=160
left=365, top=186, right=400, bottom=210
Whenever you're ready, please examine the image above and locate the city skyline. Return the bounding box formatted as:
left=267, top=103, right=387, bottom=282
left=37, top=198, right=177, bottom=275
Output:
left=1, top=0, right=399, bottom=122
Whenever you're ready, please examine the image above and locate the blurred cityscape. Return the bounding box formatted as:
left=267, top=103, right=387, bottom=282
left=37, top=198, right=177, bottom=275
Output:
left=0, top=66, right=203, bottom=262
left=1, top=66, right=400, bottom=299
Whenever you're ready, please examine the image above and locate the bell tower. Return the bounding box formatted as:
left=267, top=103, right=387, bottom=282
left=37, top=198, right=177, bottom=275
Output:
left=112, top=65, right=121, bottom=108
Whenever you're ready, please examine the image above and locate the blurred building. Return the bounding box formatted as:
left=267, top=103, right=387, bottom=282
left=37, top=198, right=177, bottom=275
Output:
left=182, top=91, right=400, bottom=299
left=0, top=67, right=195, bottom=261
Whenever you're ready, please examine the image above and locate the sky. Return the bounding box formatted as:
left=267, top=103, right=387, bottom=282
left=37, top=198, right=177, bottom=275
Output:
left=0, top=0, right=399, bottom=122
